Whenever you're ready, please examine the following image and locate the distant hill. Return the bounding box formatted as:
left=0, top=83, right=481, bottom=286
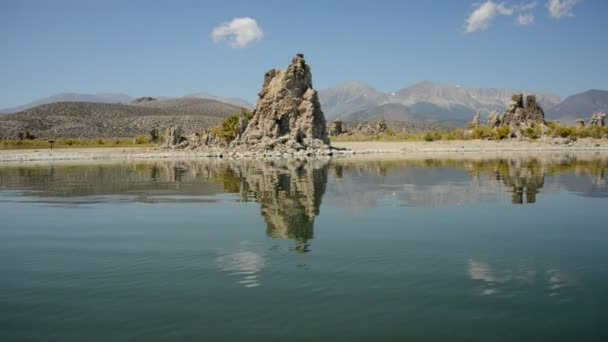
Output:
left=185, top=92, right=253, bottom=108
left=319, top=81, right=561, bottom=125
left=0, top=92, right=253, bottom=114
left=0, top=98, right=244, bottom=139
left=0, top=93, right=133, bottom=114
left=549, top=90, right=608, bottom=123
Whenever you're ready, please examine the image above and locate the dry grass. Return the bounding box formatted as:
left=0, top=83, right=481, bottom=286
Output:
left=331, top=123, right=608, bottom=143
left=0, top=138, right=153, bottom=150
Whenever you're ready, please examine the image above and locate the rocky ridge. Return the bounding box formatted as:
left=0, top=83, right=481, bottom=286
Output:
left=0, top=99, right=244, bottom=139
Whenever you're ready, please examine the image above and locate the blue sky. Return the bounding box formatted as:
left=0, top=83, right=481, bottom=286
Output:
left=1, top=0, right=606, bottom=108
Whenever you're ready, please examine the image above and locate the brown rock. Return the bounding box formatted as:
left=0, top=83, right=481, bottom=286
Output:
left=501, top=93, right=546, bottom=127
left=487, top=111, right=501, bottom=128
left=163, top=126, right=183, bottom=148
left=237, top=54, right=329, bottom=150
left=590, top=112, right=606, bottom=127
left=329, top=120, right=345, bottom=136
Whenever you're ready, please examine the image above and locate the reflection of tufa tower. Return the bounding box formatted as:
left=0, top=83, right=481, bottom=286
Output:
left=238, top=160, right=329, bottom=253
left=493, top=159, right=545, bottom=204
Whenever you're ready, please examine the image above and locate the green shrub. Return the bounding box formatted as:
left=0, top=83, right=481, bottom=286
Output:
left=492, top=125, right=511, bottom=140
left=211, top=115, right=239, bottom=141
left=210, top=109, right=253, bottom=142
left=423, top=132, right=442, bottom=142
left=134, top=135, right=150, bottom=144
left=470, top=126, right=493, bottom=140
left=546, top=121, right=559, bottom=130
left=522, top=126, right=541, bottom=139
left=239, top=109, right=254, bottom=121
left=576, top=125, right=603, bottom=139
left=552, top=125, right=576, bottom=138
left=443, top=129, right=466, bottom=140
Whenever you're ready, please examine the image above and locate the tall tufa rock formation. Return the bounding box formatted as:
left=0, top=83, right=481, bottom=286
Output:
left=500, top=94, right=546, bottom=126
left=236, top=54, right=330, bottom=151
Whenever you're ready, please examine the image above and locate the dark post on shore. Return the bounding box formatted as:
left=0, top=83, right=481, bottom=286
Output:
left=49, top=140, right=54, bottom=149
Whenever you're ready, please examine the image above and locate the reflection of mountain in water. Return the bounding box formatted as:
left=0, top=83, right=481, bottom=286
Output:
left=0, top=162, right=231, bottom=201
left=327, top=155, right=608, bottom=208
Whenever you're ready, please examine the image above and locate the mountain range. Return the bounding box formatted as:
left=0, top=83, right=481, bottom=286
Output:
left=549, top=90, right=608, bottom=122
left=318, top=82, right=569, bottom=124
left=1, top=83, right=607, bottom=134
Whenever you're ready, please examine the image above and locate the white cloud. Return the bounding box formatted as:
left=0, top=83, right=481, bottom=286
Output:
left=547, top=0, right=581, bottom=18
left=497, top=3, right=515, bottom=15
left=465, top=1, right=538, bottom=33
left=516, top=13, right=535, bottom=26
left=211, top=17, right=263, bottom=48
left=465, top=1, right=500, bottom=33
left=518, top=1, right=538, bottom=11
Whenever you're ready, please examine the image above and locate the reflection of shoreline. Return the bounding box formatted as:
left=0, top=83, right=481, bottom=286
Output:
left=0, top=156, right=607, bottom=230
left=326, top=156, right=608, bottom=209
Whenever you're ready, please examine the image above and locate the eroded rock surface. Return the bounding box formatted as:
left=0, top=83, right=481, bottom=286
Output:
left=487, top=111, right=500, bottom=128
left=501, top=94, right=546, bottom=126
left=576, top=119, right=586, bottom=129
left=234, top=53, right=330, bottom=152
left=470, top=111, right=481, bottom=128
left=329, top=120, right=345, bottom=136
left=590, top=112, right=606, bottom=127
left=163, top=126, right=184, bottom=148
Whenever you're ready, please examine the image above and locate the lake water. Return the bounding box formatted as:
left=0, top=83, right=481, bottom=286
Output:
left=1, top=154, right=607, bottom=341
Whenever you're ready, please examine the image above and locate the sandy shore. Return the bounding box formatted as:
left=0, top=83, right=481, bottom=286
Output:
left=1, top=139, right=607, bottom=163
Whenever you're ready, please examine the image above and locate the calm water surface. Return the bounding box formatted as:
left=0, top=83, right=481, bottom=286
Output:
left=1, top=155, right=608, bottom=341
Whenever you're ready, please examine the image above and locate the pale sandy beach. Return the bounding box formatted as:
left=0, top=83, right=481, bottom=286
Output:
left=1, top=139, right=608, bottom=163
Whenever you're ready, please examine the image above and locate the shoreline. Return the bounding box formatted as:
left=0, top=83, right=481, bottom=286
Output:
left=1, top=139, right=608, bottom=164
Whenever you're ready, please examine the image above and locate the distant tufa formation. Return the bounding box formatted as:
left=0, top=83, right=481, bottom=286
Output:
left=469, top=93, right=547, bottom=138
left=491, top=94, right=546, bottom=128
left=328, top=119, right=387, bottom=136
left=577, top=112, right=606, bottom=128
left=163, top=54, right=332, bottom=155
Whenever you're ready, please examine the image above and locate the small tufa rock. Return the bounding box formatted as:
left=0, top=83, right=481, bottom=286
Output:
left=149, top=127, right=160, bottom=143
left=576, top=119, right=585, bottom=129
left=375, top=119, right=387, bottom=133
left=329, top=120, right=345, bottom=136
left=589, top=112, right=606, bottom=127
left=470, top=111, right=481, bottom=128
left=163, top=126, right=183, bottom=148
